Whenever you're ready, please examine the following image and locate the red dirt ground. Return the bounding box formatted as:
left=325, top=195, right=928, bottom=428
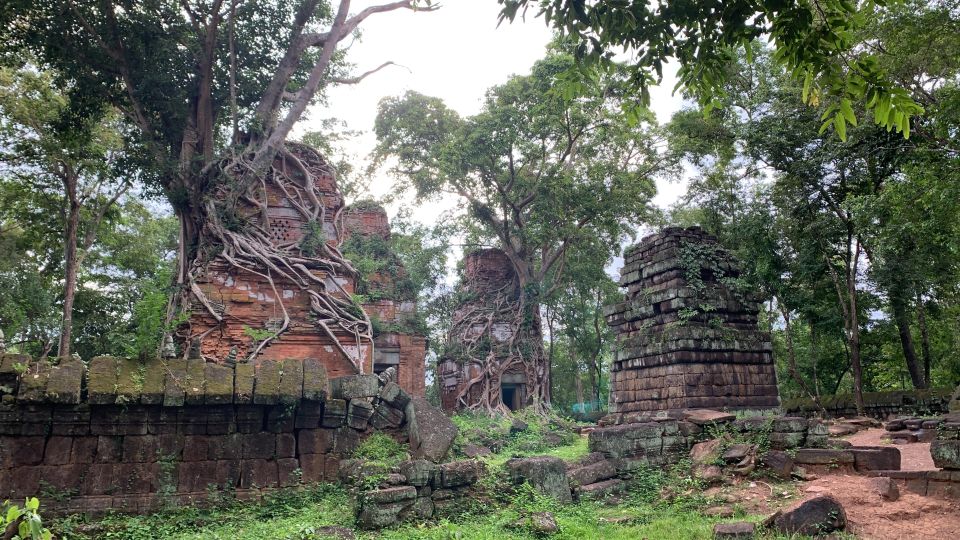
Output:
left=705, top=428, right=959, bottom=539
left=844, top=427, right=935, bottom=471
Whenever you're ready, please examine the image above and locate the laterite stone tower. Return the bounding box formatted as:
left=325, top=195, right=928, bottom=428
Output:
left=604, top=227, right=780, bottom=413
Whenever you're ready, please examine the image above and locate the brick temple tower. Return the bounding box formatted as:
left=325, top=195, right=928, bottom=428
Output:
left=342, top=203, right=427, bottom=397
left=184, top=149, right=372, bottom=377
left=604, top=227, right=780, bottom=413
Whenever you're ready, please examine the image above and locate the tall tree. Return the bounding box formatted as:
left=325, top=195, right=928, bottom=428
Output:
left=2, top=1, right=436, bottom=361
left=373, top=52, right=667, bottom=412
left=498, top=0, right=924, bottom=140
left=0, top=65, right=132, bottom=358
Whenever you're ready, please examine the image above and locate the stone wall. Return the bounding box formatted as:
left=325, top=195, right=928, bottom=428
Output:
left=604, top=227, right=780, bottom=413
left=0, top=353, right=439, bottom=515
left=783, top=388, right=954, bottom=419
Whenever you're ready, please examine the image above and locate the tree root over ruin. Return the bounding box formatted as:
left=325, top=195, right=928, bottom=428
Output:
left=444, top=283, right=549, bottom=416
left=166, top=143, right=372, bottom=370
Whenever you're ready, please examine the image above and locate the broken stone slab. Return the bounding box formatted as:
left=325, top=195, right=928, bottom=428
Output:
left=512, top=511, right=558, bottom=535
left=868, top=476, right=900, bottom=501
left=851, top=446, right=900, bottom=472
left=369, top=402, right=404, bottom=430
left=760, top=450, right=794, bottom=479
left=769, top=495, right=846, bottom=536
left=378, top=381, right=410, bottom=410
left=331, top=374, right=379, bottom=400
left=567, top=459, right=617, bottom=487
left=438, top=460, right=480, bottom=488
left=694, top=464, right=723, bottom=485
left=884, top=419, right=905, bottom=431
left=347, top=399, right=375, bottom=430
left=722, top=444, right=756, bottom=464
left=772, top=417, right=808, bottom=433
left=577, top=478, right=627, bottom=500
left=690, top=438, right=724, bottom=465
left=506, top=456, right=572, bottom=503
left=768, top=431, right=806, bottom=450
left=794, top=448, right=854, bottom=465
left=713, top=522, right=755, bottom=539
left=462, top=444, right=492, bottom=458
left=828, top=423, right=860, bottom=437
left=364, top=485, right=417, bottom=504
left=400, top=459, right=438, bottom=487
left=406, top=397, right=457, bottom=462
left=357, top=501, right=408, bottom=530
left=931, top=440, right=960, bottom=469
left=888, top=431, right=919, bottom=443
left=681, top=409, right=735, bottom=426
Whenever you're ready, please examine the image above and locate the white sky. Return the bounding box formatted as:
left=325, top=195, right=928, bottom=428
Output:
left=303, top=0, right=690, bottom=227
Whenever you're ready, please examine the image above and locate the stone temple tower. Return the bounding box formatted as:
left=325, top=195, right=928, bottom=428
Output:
left=604, top=227, right=780, bottom=413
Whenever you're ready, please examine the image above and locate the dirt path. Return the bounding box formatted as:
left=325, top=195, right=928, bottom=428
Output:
left=799, top=474, right=960, bottom=539
left=844, top=428, right=935, bottom=471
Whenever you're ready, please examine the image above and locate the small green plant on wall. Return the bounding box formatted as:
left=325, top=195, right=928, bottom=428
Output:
left=2, top=497, right=53, bottom=540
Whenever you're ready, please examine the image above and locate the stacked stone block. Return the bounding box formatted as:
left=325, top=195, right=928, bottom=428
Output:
left=356, top=459, right=480, bottom=529
left=604, top=227, right=779, bottom=413
left=0, top=353, right=454, bottom=515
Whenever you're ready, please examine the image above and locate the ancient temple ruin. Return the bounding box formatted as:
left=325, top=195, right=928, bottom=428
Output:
left=604, top=227, right=780, bottom=413
left=183, top=147, right=372, bottom=379
left=342, top=202, right=427, bottom=397
left=438, top=248, right=536, bottom=412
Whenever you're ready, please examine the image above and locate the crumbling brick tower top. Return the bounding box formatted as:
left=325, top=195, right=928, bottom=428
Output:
left=342, top=202, right=426, bottom=397
left=185, top=148, right=372, bottom=377
left=438, top=248, right=533, bottom=412
left=604, top=226, right=780, bottom=413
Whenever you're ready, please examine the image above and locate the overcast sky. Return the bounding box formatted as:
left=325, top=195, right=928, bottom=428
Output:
left=305, top=0, right=690, bottom=226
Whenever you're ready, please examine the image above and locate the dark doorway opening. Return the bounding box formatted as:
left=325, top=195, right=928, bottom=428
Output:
left=501, top=384, right=519, bottom=411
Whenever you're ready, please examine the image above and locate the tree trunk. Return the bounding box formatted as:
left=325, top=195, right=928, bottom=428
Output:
left=778, top=301, right=825, bottom=413
left=917, top=296, right=932, bottom=387
left=892, top=297, right=926, bottom=389
left=58, top=183, right=80, bottom=359
left=848, top=276, right=865, bottom=415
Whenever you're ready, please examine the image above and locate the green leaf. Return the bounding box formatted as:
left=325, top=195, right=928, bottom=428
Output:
left=819, top=117, right=835, bottom=135
left=802, top=70, right=813, bottom=104
left=839, top=99, right=857, bottom=126
left=834, top=112, right=847, bottom=141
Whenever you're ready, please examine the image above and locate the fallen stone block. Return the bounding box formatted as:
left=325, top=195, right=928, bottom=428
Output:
left=760, top=450, right=794, bottom=479
left=407, top=397, right=457, bottom=462
left=578, top=478, right=625, bottom=500
left=400, top=459, right=438, bottom=487
left=793, top=449, right=854, bottom=465
left=713, top=522, right=755, bottom=539
left=567, top=459, right=617, bottom=487
left=931, top=440, right=960, bottom=470
left=330, top=374, right=379, bottom=400
left=722, top=443, right=755, bottom=464
left=869, top=476, right=899, bottom=501
left=851, top=446, right=900, bottom=472
left=506, top=456, right=572, bottom=503
left=438, top=460, right=479, bottom=488
left=769, top=495, right=846, bottom=536
left=682, top=409, right=735, bottom=426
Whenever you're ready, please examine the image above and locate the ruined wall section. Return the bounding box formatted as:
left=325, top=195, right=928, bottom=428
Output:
left=604, top=227, right=780, bottom=413
left=342, top=203, right=426, bottom=397
left=0, top=354, right=424, bottom=514
left=185, top=149, right=371, bottom=376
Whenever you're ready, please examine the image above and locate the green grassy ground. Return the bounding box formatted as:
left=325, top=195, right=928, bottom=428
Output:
left=46, top=413, right=852, bottom=540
